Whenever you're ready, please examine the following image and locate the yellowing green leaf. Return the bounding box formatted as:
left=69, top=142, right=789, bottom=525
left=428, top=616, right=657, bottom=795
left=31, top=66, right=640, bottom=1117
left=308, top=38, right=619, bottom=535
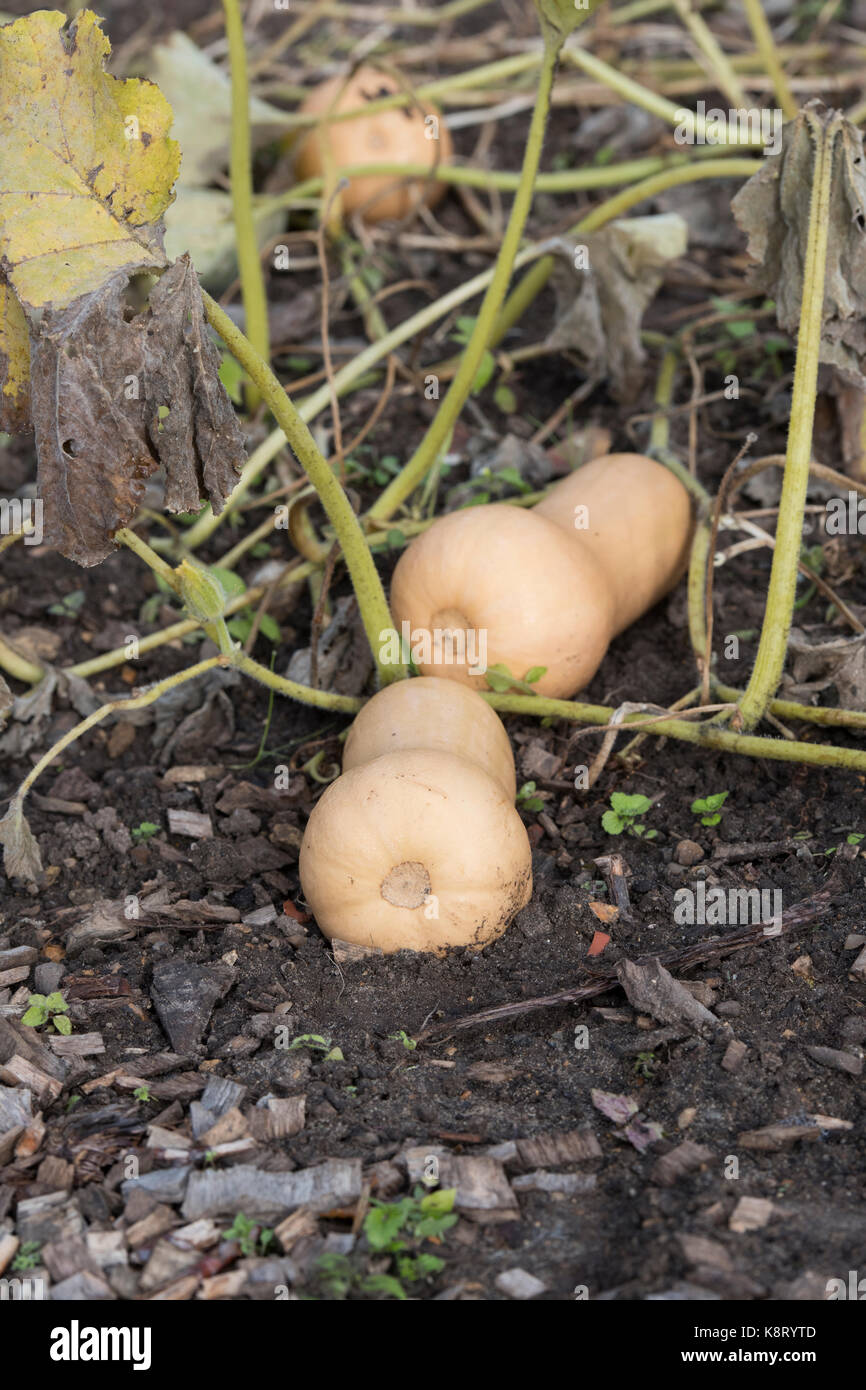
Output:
left=0, top=274, right=30, bottom=431
left=0, top=11, right=245, bottom=567
left=0, top=8, right=179, bottom=310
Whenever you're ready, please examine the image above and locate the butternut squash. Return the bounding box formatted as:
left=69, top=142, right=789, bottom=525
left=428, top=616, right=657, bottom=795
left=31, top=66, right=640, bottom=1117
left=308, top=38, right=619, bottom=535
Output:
left=342, top=675, right=517, bottom=798
left=299, top=749, right=532, bottom=953
left=293, top=66, right=452, bottom=223
left=389, top=503, right=616, bottom=698
left=390, top=453, right=692, bottom=698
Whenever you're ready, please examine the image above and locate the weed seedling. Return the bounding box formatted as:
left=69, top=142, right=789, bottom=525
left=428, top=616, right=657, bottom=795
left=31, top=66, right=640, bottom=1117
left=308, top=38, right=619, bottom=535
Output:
left=11, top=1242, right=42, bottom=1272
left=516, top=781, right=546, bottom=813
left=287, top=1033, right=344, bottom=1061
left=691, top=791, right=729, bottom=827
left=131, top=821, right=160, bottom=845
left=21, top=991, right=72, bottom=1036
left=634, top=1051, right=659, bottom=1079
left=602, top=793, right=656, bottom=838
left=222, top=1212, right=273, bottom=1257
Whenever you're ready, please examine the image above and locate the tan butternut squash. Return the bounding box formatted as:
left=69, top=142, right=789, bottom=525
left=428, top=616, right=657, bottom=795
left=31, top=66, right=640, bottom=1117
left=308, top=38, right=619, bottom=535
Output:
left=389, top=503, right=616, bottom=698
left=533, top=453, right=692, bottom=634
left=389, top=453, right=692, bottom=698
left=299, top=749, right=531, bottom=953
left=342, top=676, right=517, bottom=797
left=293, top=66, right=452, bottom=223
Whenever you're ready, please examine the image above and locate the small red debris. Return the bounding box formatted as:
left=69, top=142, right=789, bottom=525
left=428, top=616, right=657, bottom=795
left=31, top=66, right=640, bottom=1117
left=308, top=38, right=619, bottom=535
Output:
left=587, top=931, right=610, bottom=957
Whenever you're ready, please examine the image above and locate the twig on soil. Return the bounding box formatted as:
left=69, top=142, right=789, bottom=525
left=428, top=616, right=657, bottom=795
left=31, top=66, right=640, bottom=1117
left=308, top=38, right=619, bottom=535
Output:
left=593, top=853, right=633, bottom=920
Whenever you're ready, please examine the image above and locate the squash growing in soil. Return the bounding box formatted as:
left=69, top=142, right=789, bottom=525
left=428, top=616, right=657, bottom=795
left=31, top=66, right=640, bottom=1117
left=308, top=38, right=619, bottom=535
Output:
left=299, top=749, right=532, bottom=953
left=293, top=66, right=452, bottom=222
left=342, top=676, right=517, bottom=798
left=533, top=453, right=692, bottom=634
left=390, top=453, right=692, bottom=698
left=389, top=503, right=616, bottom=698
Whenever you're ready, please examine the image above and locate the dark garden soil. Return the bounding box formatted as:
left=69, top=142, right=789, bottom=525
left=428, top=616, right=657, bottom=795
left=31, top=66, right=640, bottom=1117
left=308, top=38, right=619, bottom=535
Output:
left=0, top=0, right=864, bottom=1304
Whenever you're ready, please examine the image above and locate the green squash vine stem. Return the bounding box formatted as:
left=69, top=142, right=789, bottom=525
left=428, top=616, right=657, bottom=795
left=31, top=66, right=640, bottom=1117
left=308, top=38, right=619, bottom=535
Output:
left=222, top=0, right=270, bottom=411
left=735, top=112, right=841, bottom=732
left=200, top=292, right=405, bottom=685
left=482, top=693, right=866, bottom=773
left=364, top=20, right=569, bottom=524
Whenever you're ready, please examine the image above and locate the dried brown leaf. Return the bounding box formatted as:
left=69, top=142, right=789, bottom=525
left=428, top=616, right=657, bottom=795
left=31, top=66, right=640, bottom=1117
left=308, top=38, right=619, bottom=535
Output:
left=544, top=214, right=688, bottom=402
left=0, top=797, right=43, bottom=885
left=30, top=257, right=244, bottom=566
left=732, top=101, right=866, bottom=387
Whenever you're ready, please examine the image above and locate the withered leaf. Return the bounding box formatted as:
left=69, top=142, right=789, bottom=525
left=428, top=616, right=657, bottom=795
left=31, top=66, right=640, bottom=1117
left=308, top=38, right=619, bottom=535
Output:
left=0, top=796, right=44, bottom=886
left=143, top=257, right=245, bottom=514
left=31, top=257, right=245, bottom=566
left=0, top=271, right=30, bottom=432
left=787, top=628, right=866, bottom=709
left=732, top=101, right=866, bottom=388
left=544, top=214, right=688, bottom=402
left=30, top=274, right=156, bottom=566
left=0, top=11, right=245, bottom=565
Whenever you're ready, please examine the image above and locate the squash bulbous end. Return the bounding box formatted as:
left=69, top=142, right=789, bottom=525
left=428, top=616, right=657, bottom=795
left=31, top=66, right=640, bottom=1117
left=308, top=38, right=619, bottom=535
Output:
left=299, top=749, right=532, bottom=954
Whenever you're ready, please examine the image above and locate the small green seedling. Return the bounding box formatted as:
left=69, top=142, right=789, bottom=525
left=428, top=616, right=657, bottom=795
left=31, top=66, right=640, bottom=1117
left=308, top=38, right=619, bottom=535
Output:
left=132, top=1085, right=152, bottom=1103
left=516, top=780, right=545, bottom=813
left=309, top=1186, right=457, bottom=1301
left=287, top=1033, right=343, bottom=1061
left=485, top=663, right=547, bottom=696
left=222, top=1212, right=273, bottom=1257
left=210, top=565, right=280, bottom=647
left=131, top=820, right=160, bottom=845
left=825, top=833, right=865, bottom=855
left=691, top=791, right=729, bottom=827
left=602, top=792, right=656, bottom=838
left=388, top=1030, right=417, bottom=1052
left=22, top=991, right=71, bottom=1036
left=634, top=1051, right=658, bottom=1079
left=11, top=1241, right=42, bottom=1272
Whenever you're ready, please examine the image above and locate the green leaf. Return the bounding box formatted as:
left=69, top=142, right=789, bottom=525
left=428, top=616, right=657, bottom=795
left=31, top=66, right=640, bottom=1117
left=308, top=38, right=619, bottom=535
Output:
left=53, top=1014, right=72, bottom=1036
left=360, top=1273, right=407, bottom=1300
left=484, top=663, right=518, bottom=693
left=22, top=1004, right=48, bottom=1027
left=524, top=666, right=548, bottom=685
left=208, top=565, right=246, bottom=600
left=601, top=810, right=625, bottom=835
left=470, top=349, right=495, bottom=396
left=365, top=1202, right=409, bottom=1251
left=420, top=1187, right=456, bottom=1215
left=259, top=614, right=281, bottom=645
left=227, top=614, right=253, bottom=643
left=45, top=992, right=68, bottom=1012
left=610, top=792, right=651, bottom=817
left=218, top=352, right=245, bottom=405
left=494, top=383, right=517, bottom=414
